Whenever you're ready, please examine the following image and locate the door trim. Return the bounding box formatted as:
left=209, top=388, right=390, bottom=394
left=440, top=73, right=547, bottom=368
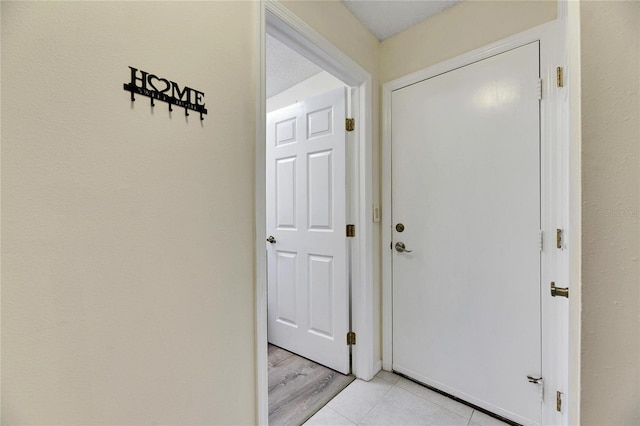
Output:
left=381, top=19, right=573, bottom=425
left=256, top=1, right=375, bottom=424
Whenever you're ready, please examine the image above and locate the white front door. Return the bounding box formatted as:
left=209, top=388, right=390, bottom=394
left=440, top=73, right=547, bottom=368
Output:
left=391, top=42, right=542, bottom=424
left=266, top=87, right=350, bottom=374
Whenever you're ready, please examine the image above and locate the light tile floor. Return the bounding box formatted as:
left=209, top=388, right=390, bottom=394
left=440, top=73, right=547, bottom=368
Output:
left=304, top=371, right=510, bottom=426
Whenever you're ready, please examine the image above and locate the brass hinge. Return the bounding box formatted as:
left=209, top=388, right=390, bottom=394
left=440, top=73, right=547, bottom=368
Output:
left=346, top=224, right=355, bottom=237
left=556, top=228, right=563, bottom=249
left=346, top=118, right=355, bottom=132
left=556, top=391, right=563, bottom=412
left=347, top=331, right=356, bottom=345
left=551, top=282, right=569, bottom=298
left=557, top=67, right=564, bottom=88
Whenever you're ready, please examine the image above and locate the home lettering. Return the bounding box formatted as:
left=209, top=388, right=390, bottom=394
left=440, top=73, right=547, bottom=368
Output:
left=123, top=66, right=207, bottom=120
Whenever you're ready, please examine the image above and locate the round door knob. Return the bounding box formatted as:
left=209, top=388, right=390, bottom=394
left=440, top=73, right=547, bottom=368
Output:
left=266, top=236, right=277, bottom=244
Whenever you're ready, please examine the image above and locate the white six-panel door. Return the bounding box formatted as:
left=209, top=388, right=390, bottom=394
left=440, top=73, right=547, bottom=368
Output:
left=391, top=42, right=542, bottom=424
left=266, top=87, right=349, bottom=374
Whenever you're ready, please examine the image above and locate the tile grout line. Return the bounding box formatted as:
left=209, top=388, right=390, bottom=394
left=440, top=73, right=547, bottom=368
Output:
left=354, top=380, right=396, bottom=425
left=467, top=410, right=475, bottom=426
left=328, top=405, right=357, bottom=426
left=395, top=380, right=475, bottom=423
left=398, top=382, right=478, bottom=426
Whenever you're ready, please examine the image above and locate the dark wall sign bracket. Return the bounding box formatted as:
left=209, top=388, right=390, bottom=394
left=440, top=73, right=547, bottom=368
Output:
left=123, top=66, right=207, bottom=121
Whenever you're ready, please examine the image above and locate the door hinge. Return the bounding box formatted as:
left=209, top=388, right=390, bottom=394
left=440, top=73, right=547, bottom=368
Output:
left=556, top=391, right=563, bottom=412
left=346, top=118, right=355, bottom=132
left=557, top=67, right=564, bottom=88
left=556, top=228, right=563, bottom=249
left=347, top=331, right=356, bottom=345
left=538, top=230, right=543, bottom=251
left=538, top=78, right=543, bottom=100
left=346, top=224, right=356, bottom=237
left=551, top=282, right=569, bottom=298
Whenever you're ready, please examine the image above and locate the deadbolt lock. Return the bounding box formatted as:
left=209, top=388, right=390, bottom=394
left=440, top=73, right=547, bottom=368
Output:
left=396, top=223, right=405, bottom=232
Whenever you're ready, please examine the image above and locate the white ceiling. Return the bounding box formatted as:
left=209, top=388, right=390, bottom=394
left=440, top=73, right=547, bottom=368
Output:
left=266, top=0, right=463, bottom=98
left=266, top=34, right=322, bottom=98
left=342, top=0, right=462, bottom=41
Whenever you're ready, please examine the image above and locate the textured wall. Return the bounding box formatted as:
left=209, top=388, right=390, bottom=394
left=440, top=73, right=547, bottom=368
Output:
left=379, top=0, right=557, bottom=83
left=1, top=2, right=256, bottom=424
left=580, top=2, right=640, bottom=425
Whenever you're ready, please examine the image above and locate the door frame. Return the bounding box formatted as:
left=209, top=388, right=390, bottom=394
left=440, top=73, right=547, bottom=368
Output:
left=381, top=18, right=574, bottom=426
left=256, top=1, right=375, bottom=424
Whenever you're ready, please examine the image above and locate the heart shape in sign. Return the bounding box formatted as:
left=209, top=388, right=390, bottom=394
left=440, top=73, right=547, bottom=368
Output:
left=147, top=75, right=171, bottom=94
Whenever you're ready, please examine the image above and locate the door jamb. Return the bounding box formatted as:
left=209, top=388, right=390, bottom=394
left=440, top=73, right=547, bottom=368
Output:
left=381, top=19, right=573, bottom=425
left=256, top=1, right=375, bottom=424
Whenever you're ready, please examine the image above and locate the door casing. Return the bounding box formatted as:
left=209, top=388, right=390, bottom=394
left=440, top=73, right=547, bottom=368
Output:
left=382, top=20, right=572, bottom=426
left=256, top=1, right=375, bottom=424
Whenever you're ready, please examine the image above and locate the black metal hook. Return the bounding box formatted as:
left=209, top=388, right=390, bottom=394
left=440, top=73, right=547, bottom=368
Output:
left=151, top=97, right=155, bottom=107
left=185, top=108, right=189, bottom=117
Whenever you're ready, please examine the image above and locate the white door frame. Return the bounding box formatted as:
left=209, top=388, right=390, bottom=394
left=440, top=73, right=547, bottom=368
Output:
left=381, top=19, right=575, bottom=425
left=256, top=1, right=375, bottom=424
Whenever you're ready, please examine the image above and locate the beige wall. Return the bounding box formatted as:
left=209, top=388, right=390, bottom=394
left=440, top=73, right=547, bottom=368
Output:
left=580, top=1, right=640, bottom=425
left=3, top=1, right=639, bottom=424
left=1, top=2, right=256, bottom=424
left=380, top=0, right=557, bottom=83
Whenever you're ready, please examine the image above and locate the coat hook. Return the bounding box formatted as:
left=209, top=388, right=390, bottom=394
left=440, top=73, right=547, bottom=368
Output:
left=169, top=103, right=173, bottom=112
left=185, top=108, right=189, bottom=117
left=131, top=92, right=135, bottom=102
left=200, top=111, right=204, bottom=121
left=150, top=97, right=155, bottom=107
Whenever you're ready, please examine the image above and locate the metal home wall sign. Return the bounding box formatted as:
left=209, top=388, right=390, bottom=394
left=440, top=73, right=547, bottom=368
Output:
left=123, top=66, right=208, bottom=120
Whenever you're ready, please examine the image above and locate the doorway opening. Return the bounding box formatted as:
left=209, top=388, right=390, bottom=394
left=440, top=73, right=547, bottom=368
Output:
left=256, top=2, right=375, bottom=424
left=265, top=36, right=354, bottom=424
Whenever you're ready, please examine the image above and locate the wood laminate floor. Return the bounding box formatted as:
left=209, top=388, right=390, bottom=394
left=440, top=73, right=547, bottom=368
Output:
left=268, top=344, right=355, bottom=426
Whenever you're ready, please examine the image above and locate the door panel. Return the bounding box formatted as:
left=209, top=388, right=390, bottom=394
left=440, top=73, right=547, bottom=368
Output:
left=267, top=87, right=349, bottom=374
left=275, top=251, right=297, bottom=327
left=276, top=157, right=296, bottom=229
left=308, top=150, right=333, bottom=229
left=308, top=254, right=334, bottom=338
left=392, top=42, right=542, bottom=424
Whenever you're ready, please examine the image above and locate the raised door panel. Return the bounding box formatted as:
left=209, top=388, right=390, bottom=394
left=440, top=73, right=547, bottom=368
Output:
left=276, top=157, right=297, bottom=230
left=275, top=116, right=297, bottom=146
left=307, top=107, right=333, bottom=140
left=307, top=150, right=333, bottom=231
left=308, top=254, right=334, bottom=339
